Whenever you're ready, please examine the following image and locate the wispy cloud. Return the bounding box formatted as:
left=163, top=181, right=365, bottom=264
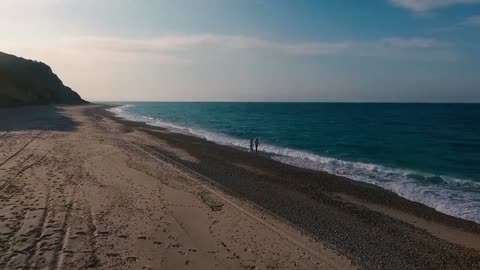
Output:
left=2, top=34, right=456, bottom=68
left=69, top=35, right=351, bottom=56
left=349, top=37, right=458, bottom=62
left=389, top=0, right=480, bottom=12
left=382, top=37, right=448, bottom=48
left=65, top=35, right=455, bottom=62
left=462, top=15, right=480, bottom=25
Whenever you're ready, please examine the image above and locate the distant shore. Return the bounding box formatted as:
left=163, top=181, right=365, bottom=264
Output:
left=95, top=105, right=480, bottom=269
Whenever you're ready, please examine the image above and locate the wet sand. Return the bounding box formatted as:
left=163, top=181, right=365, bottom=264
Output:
left=1, top=104, right=480, bottom=269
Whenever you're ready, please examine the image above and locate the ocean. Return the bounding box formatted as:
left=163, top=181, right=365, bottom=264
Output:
left=108, top=102, right=480, bottom=224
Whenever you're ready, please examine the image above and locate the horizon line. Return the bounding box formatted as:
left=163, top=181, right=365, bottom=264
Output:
left=91, top=100, right=480, bottom=104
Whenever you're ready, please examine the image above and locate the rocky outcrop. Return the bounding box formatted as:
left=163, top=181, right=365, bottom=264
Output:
left=0, top=51, right=87, bottom=107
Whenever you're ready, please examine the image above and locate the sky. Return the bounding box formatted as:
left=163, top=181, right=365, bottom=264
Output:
left=1, top=0, right=480, bottom=102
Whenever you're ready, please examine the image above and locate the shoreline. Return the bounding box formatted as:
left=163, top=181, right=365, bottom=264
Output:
left=92, top=105, right=480, bottom=269
left=106, top=103, right=480, bottom=225
left=106, top=104, right=480, bottom=227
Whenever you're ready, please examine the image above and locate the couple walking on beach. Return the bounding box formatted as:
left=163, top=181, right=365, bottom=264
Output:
left=250, top=138, right=260, bottom=152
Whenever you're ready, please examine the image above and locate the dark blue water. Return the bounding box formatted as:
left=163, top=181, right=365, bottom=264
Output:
left=109, top=102, right=480, bottom=223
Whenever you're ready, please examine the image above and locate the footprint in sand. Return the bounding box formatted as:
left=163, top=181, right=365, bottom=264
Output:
left=126, top=256, right=137, bottom=263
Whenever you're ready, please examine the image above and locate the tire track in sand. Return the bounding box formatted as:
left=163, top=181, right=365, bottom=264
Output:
left=0, top=131, right=46, bottom=168
left=0, top=152, right=49, bottom=192
left=0, top=131, right=9, bottom=140
left=1, top=178, right=50, bottom=269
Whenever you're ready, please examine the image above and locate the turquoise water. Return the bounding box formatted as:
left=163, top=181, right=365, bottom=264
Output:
left=109, top=102, right=480, bottom=223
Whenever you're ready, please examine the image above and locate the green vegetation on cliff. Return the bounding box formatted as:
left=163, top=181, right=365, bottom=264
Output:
left=0, top=51, right=87, bottom=107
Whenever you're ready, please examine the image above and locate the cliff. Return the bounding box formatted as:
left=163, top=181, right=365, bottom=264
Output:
left=0, top=51, right=87, bottom=107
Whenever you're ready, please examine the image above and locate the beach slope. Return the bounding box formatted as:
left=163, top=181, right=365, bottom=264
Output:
left=0, top=105, right=479, bottom=270
left=0, top=105, right=351, bottom=269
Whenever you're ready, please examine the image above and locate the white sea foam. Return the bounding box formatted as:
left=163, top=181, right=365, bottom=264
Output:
left=108, top=104, right=480, bottom=224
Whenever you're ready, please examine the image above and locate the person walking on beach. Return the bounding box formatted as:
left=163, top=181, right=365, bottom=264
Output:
left=255, top=138, right=260, bottom=152
left=249, top=138, right=254, bottom=152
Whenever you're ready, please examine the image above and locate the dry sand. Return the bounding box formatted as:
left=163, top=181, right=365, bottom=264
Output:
left=0, top=105, right=353, bottom=270
left=2, top=105, right=480, bottom=270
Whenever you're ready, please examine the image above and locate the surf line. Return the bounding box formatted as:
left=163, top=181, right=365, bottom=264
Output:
left=89, top=112, right=341, bottom=269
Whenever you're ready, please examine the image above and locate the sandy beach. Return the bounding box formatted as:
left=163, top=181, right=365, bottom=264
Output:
left=1, top=105, right=480, bottom=270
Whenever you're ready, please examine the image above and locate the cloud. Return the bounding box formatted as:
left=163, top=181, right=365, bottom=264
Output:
left=63, top=35, right=453, bottom=63
left=67, top=35, right=351, bottom=56
left=349, top=37, right=458, bottom=62
left=389, top=0, right=480, bottom=12
left=2, top=34, right=455, bottom=68
left=382, top=37, right=448, bottom=48
left=463, top=15, right=480, bottom=25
